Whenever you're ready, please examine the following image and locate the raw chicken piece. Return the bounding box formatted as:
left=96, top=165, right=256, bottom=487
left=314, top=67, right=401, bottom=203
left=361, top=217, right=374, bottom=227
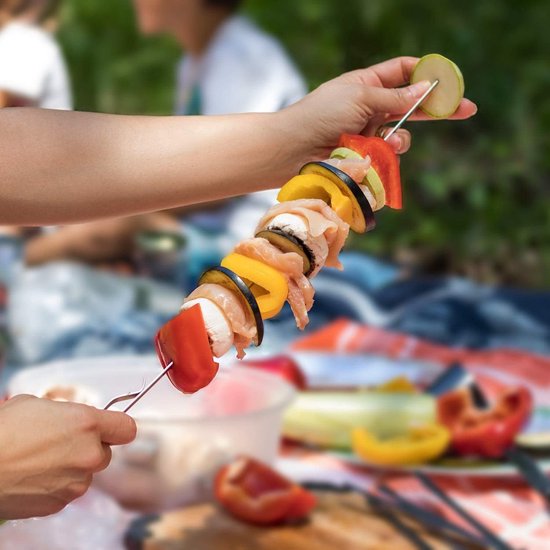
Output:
left=185, top=284, right=256, bottom=359
left=257, top=199, right=349, bottom=272
left=325, top=157, right=372, bottom=184
left=325, top=158, right=378, bottom=211
left=262, top=212, right=329, bottom=277
left=234, top=238, right=314, bottom=330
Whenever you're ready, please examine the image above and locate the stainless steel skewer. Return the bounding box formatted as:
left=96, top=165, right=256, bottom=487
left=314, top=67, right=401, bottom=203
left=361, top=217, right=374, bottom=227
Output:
left=383, top=80, right=439, bottom=142
left=104, top=361, right=174, bottom=413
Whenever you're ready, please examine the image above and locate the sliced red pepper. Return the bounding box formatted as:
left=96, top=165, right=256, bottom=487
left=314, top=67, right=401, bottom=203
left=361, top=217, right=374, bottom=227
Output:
left=214, top=456, right=316, bottom=525
left=437, top=386, right=533, bottom=459
left=338, top=134, right=402, bottom=209
left=155, top=304, right=219, bottom=394
left=241, top=355, right=307, bottom=390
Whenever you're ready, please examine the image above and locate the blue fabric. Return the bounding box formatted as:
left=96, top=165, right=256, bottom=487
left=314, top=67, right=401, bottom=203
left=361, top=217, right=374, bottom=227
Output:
left=9, top=254, right=550, bottom=365
left=270, top=255, right=550, bottom=356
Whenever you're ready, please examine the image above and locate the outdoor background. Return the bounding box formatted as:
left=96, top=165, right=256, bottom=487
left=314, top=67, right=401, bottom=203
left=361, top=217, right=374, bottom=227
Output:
left=57, top=0, right=549, bottom=287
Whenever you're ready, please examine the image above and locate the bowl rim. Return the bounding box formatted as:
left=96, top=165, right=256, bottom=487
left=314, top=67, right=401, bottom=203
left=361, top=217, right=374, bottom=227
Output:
left=7, top=354, right=296, bottom=422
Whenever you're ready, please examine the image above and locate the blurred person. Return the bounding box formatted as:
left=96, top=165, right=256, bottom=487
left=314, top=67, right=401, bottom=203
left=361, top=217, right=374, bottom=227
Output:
left=135, top=0, right=307, bottom=240
left=0, top=0, right=71, bottom=109
left=133, top=0, right=305, bottom=116
left=26, top=0, right=307, bottom=268
left=0, top=0, right=71, bottom=238
left=0, top=57, right=476, bottom=518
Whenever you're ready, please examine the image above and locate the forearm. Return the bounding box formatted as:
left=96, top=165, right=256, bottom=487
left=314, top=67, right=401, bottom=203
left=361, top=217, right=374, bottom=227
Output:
left=0, top=108, right=304, bottom=225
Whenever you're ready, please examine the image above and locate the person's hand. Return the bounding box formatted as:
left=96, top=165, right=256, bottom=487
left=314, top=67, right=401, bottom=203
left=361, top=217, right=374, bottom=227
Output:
left=0, top=395, right=137, bottom=519
left=283, top=56, right=477, bottom=162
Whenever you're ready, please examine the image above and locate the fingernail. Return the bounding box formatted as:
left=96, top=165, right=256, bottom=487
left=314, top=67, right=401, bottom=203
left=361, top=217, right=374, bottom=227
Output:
left=408, top=80, right=431, bottom=96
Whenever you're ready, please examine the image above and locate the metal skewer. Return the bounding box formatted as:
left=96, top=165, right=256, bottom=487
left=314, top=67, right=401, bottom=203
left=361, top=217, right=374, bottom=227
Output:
left=104, top=361, right=174, bottom=413
left=383, top=80, right=439, bottom=142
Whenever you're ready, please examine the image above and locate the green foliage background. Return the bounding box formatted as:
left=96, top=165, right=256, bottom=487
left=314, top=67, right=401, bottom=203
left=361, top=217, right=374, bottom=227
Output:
left=57, top=0, right=549, bottom=286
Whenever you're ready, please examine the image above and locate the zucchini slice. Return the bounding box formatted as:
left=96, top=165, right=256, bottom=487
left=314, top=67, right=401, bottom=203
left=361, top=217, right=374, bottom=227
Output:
left=198, top=266, right=264, bottom=346
left=255, top=229, right=313, bottom=277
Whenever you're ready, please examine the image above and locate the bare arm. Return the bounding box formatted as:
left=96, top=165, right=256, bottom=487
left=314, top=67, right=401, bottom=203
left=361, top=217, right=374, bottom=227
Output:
left=0, top=109, right=301, bottom=225
left=0, top=58, right=477, bottom=226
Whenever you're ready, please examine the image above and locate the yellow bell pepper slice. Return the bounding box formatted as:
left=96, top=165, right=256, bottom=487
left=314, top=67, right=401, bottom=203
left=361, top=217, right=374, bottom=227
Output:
left=221, top=253, right=288, bottom=319
left=277, top=174, right=354, bottom=226
left=352, top=424, right=450, bottom=466
left=375, top=376, right=417, bottom=394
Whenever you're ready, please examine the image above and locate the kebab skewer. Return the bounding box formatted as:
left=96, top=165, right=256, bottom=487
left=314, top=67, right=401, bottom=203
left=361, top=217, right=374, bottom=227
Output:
left=149, top=54, right=465, bottom=398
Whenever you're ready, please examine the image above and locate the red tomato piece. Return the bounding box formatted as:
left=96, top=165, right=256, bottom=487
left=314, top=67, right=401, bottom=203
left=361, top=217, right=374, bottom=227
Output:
left=155, top=304, right=219, bottom=394
left=215, top=456, right=316, bottom=525
left=241, top=355, right=307, bottom=390
left=339, top=134, right=403, bottom=209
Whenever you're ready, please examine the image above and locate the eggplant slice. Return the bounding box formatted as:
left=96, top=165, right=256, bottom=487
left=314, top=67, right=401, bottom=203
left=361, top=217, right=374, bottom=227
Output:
left=255, top=229, right=314, bottom=277
left=300, top=161, right=376, bottom=233
left=198, top=266, right=264, bottom=346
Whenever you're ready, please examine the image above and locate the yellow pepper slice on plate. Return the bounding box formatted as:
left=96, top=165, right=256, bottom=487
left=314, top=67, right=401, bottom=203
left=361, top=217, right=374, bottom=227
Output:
left=352, top=424, right=450, bottom=466
left=221, top=253, right=288, bottom=319
left=375, top=376, right=417, bottom=394
left=277, top=174, right=354, bottom=226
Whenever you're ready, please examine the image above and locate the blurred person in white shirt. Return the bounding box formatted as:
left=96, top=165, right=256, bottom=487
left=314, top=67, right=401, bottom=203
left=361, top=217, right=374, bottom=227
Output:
left=0, top=0, right=71, bottom=110
left=26, top=0, right=307, bottom=270
left=133, top=0, right=307, bottom=243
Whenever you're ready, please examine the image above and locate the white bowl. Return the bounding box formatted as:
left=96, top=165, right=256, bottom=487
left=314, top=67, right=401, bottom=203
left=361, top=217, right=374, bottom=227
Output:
left=8, top=355, right=295, bottom=511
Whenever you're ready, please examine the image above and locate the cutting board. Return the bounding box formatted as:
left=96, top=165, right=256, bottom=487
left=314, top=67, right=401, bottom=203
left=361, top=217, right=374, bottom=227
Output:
left=125, top=490, right=481, bottom=550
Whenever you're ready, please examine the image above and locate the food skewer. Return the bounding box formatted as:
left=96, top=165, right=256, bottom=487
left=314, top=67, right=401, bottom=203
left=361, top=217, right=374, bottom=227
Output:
left=103, top=80, right=441, bottom=413
left=108, top=54, right=463, bottom=407
left=383, top=80, right=439, bottom=142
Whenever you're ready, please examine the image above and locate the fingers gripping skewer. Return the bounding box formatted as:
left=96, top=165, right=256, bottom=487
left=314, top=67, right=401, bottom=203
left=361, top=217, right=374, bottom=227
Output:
left=383, top=80, right=439, bottom=142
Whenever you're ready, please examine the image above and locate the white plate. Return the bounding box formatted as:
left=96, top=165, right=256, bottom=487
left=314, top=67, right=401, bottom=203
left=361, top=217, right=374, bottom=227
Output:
left=274, top=352, right=550, bottom=478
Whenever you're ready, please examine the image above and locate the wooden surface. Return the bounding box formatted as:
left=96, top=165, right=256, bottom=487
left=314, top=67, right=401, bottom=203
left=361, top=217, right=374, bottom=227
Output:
left=125, top=490, right=481, bottom=550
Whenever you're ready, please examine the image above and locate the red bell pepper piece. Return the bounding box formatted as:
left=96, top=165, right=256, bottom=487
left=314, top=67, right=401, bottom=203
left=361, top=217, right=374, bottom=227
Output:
left=241, top=355, right=307, bottom=390
left=214, top=456, right=316, bottom=525
left=155, top=304, right=219, bottom=394
left=437, top=386, right=533, bottom=459
left=339, top=134, right=402, bottom=209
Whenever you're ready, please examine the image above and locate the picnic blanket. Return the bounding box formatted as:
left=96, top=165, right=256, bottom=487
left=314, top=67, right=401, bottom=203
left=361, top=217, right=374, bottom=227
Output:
left=283, top=319, right=550, bottom=550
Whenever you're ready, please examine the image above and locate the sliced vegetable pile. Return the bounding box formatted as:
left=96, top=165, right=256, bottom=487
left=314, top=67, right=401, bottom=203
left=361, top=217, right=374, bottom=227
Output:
left=155, top=54, right=465, bottom=394
left=437, top=386, right=533, bottom=459
left=281, top=373, right=534, bottom=467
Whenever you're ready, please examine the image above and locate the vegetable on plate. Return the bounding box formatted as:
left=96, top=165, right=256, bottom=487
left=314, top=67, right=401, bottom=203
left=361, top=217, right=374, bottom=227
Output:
left=352, top=424, right=450, bottom=466
left=437, top=386, right=533, bottom=458
left=283, top=391, right=436, bottom=450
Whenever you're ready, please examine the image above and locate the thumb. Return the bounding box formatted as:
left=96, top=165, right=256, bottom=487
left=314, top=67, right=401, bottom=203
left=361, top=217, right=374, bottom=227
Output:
left=363, top=80, right=431, bottom=116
